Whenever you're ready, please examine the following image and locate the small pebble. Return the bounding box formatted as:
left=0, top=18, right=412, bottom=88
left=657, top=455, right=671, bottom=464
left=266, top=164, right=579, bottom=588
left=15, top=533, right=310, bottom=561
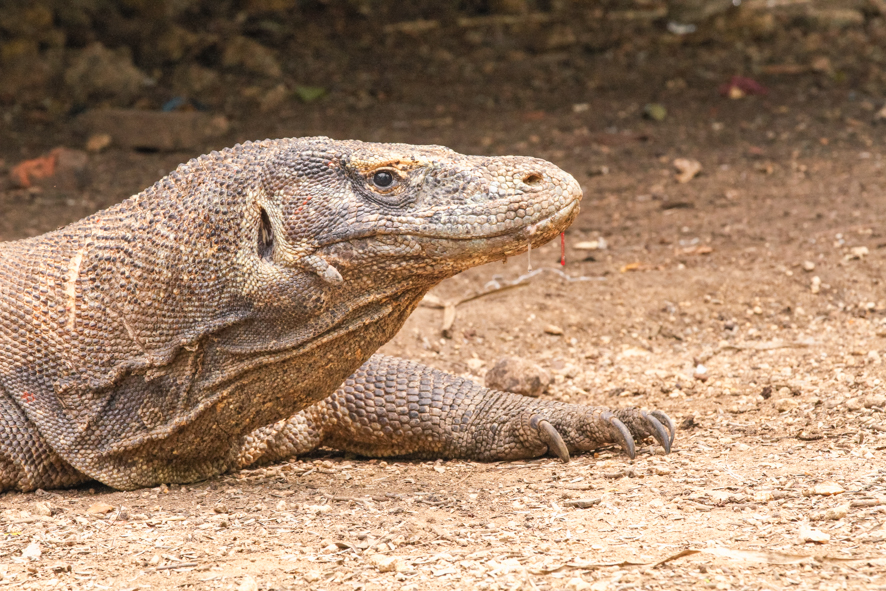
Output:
left=774, top=398, right=799, bottom=412
left=799, top=524, right=830, bottom=543
left=369, top=554, right=407, bottom=573
left=802, top=260, right=815, bottom=272
left=85, top=133, right=112, bottom=152
left=673, top=158, right=702, bottom=183
left=22, top=542, right=41, bottom=560
left=86, top=502, right=115, bottom=515
left=32, top=501, right=52, bottom=517
left=564, top=577, right=593, bottom=591
left=813, top=481, right=845, bottom=496
left=237, top=575, right=258, bottom=591
left=693, top=364, right=708, bottom=381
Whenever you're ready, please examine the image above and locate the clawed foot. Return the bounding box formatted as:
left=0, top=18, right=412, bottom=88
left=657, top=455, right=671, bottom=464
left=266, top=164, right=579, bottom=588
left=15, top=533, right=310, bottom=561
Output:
left=527, top=407, right=675, bottom=462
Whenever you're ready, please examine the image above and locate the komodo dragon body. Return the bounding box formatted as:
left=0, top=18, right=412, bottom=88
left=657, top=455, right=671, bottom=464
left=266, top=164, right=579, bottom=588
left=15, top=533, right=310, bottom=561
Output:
left=0, top=137, right=673, bottom=492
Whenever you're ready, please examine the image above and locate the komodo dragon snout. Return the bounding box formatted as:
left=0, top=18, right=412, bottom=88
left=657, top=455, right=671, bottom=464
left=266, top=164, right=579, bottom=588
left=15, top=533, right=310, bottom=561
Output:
left=0, top=137, right=673, bottom=493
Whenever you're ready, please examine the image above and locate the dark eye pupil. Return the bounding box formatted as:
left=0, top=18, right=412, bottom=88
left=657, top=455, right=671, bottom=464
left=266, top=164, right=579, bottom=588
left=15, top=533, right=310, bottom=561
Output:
left=373, top=171, right=394, bottom=188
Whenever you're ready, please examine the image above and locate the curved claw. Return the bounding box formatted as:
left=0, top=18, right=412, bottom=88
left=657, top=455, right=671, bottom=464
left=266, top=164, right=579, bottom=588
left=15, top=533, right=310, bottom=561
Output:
left=641, top=411, right=671, bottom=454
left=650, top=410, right=676, bottom=448
left=607, top=416, right=636, bottom=459
left=537, top=420, right=570, bottom=462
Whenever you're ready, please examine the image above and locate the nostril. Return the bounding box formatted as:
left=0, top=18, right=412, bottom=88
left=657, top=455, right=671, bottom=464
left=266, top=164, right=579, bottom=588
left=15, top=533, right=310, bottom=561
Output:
left=522, top=172, right=544, bottom=187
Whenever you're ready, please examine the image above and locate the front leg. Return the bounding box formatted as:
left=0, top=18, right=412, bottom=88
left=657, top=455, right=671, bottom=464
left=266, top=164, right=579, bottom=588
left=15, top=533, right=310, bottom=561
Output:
left=237, top=355, right=674, bottom=468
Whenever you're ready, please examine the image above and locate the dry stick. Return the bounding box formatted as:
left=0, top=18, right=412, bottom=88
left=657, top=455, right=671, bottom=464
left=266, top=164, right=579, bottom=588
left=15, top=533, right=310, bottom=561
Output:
left=155, top=562, right=199, bottom=571
left=527, top=238, right=532, bottom=270
left=696, top=340, right=816, bottom=364
left=560, top=232, right=566, bottom=266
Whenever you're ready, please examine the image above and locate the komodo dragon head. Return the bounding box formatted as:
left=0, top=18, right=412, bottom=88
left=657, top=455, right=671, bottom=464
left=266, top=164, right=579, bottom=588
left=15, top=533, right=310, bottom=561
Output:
left=239, top=137, right=581, bottom=298
left=0, top=137, right=582, bottom=489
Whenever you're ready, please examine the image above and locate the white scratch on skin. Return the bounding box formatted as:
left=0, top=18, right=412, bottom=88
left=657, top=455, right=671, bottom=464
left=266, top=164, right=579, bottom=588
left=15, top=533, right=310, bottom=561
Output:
left=65, top=249, right=84, bottom=331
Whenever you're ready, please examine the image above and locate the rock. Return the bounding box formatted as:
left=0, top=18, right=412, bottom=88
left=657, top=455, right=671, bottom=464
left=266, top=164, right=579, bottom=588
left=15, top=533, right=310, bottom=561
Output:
left=845, top=397, right=864, bottom=411
left=21, top=541, right=41, bottom=559
left=76, top=109, right=229, bottom=152
left=303, top=570, right=322, bottom=582
left=85, top=133, right=112, bottom=153
left=811, top=276, right=821, bottom=294
left=222, top=35, right=282, bottom=78
left=465, top=357, right=485, bottom=371
left=819, top=502, right=850, bottom=521
left=564, top=577, right=593, bottom=591
left=485, top=357, right=553, bottom=397
left=693, top=364, right=708, bottom=381
left=64, top=42, right=148, bottom=105
left=9, top=147, right=89, bottom=190
left=802, top=260, right=815, bottom=272
left=673, top=158, right=702, bottom=183
left=237, top=575, right=258, bottom=591
left=863, top=394, right=886, bottom=408
left=846, top=246, right=869, bottom=260
left=32, top=501, right=52, bottom=517
left=774, top=398, right=799, bottom=412
left=86, top=502, right=115, bottom=515
left=543, top=324, right=564, bottom=336
left=369, top=553, right=407, bottom=573
left=799, top=524, right=830, bottom=543
left=813, top=481, right=845, bottom=496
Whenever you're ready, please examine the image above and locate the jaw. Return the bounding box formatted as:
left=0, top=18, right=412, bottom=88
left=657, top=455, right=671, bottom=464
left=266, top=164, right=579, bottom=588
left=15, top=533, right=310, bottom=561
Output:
left=320, top=199, right=580, bottom=280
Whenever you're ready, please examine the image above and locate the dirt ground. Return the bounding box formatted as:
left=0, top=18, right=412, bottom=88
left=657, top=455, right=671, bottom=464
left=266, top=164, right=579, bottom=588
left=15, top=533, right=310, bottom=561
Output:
left=2, top=7, right=886, bottom=591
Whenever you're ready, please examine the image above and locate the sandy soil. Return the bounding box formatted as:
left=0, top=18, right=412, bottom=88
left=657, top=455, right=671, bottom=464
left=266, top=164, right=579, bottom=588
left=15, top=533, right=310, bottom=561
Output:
left=1, top=9, right=885, bottom=590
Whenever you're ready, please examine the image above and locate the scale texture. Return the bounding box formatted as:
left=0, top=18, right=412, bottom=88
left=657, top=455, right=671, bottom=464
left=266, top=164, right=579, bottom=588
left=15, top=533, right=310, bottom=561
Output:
left=0, top=137, right=672, bottom=491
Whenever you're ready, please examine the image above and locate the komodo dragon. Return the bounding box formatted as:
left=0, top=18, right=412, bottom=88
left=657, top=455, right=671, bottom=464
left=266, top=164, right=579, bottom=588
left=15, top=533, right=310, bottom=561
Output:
left=0, top=137, right=674, bottom=492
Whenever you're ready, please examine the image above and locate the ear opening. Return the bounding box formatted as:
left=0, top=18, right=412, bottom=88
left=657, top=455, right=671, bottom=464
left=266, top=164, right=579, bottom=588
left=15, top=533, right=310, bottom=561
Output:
left=257, top=207, right=274, bottom=261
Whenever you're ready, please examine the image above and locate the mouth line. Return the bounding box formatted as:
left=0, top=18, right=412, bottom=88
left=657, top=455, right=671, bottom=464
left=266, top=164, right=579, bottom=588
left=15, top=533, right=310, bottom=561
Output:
left=316, top=199, right=579, bottom=250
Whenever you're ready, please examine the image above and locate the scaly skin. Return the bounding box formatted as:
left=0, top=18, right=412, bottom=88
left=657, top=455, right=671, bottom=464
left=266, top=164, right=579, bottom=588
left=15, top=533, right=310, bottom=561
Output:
left=237, top=355, right=675, bottom=467
left=0, top=137, right=672, bottom=492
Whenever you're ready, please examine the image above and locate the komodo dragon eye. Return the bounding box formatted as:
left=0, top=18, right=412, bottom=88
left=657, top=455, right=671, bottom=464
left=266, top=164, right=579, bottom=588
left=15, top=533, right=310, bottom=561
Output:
left=371, top=169, right=398, bottom=190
